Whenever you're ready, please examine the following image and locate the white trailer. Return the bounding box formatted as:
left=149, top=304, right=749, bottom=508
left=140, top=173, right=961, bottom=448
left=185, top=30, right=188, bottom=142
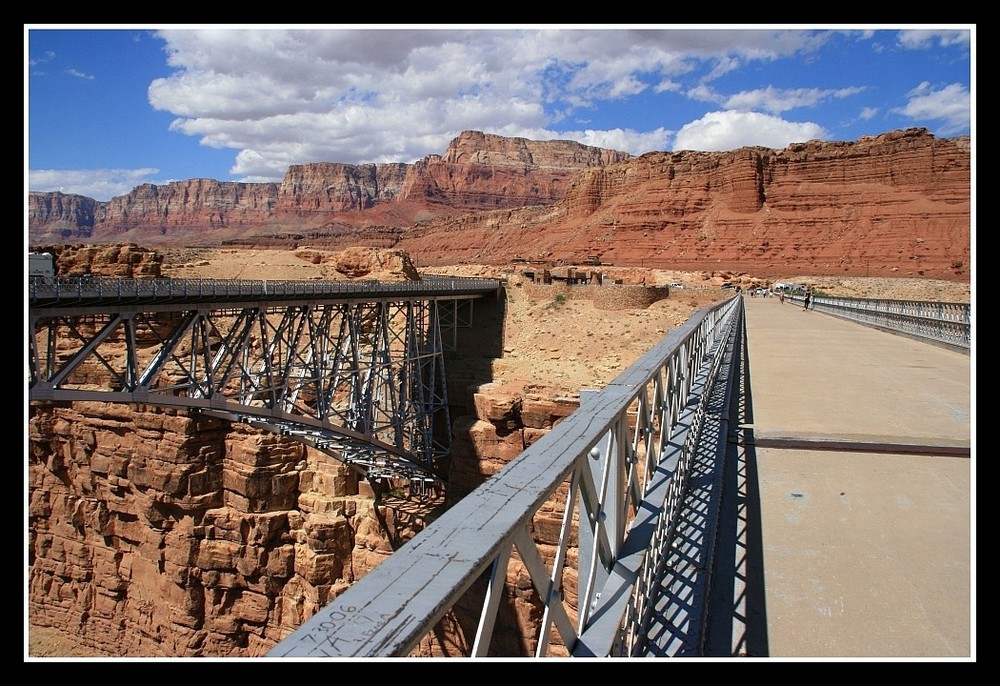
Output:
left=28, top=252, right=55, bottom=279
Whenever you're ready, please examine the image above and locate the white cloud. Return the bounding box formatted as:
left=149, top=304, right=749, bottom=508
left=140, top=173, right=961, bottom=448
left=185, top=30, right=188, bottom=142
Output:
left=143, top=28, right=840, bottom=180
left=672, top=111, right=828, bottom=152
left=894, top=81, right=970, bottom=135
left=897, top=30, right=971, bottom=50
left=722, top=86, right=867, bottom=114
left=555, top=127, right=672, bottom=156
left=859, top=106, right=878, bottom=121
left=29, top=50, right=55, bottom=67
left=29, top=168, right=160, bottom=202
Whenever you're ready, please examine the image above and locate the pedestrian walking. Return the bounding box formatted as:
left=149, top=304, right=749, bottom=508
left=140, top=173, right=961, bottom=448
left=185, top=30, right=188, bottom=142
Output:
left=803, top=289, right=812, bottom=311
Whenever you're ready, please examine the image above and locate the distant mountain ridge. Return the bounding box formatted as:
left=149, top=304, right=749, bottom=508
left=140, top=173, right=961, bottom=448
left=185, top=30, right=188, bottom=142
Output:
left=28, top=128, right=971, bottom=281
left=28, top=130, right=631, bottom=242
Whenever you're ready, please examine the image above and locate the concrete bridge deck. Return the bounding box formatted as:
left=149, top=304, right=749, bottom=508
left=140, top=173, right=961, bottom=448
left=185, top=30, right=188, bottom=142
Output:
left=739, top=296, right=973, bottom=659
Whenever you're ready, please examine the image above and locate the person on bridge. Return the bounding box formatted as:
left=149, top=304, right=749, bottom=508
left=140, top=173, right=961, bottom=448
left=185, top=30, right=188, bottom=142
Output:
left=803, top=289, right=812, bottom=311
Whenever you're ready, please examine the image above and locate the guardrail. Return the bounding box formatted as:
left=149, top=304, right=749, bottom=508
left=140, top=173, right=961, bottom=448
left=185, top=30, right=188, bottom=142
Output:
left=28, top=276, right=503, bottom=307
left=269, top=294, right=743, bottom=658
left=786, top=293, right=971, bottom=353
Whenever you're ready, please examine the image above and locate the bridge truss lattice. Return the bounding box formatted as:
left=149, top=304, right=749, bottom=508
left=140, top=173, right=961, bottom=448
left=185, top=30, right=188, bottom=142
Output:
left=28, top=289, right=482, bottom=484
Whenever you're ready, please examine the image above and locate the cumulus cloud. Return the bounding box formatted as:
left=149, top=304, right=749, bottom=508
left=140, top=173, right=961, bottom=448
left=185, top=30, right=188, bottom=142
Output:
left=897, top=30, right=971, bottom=50
left=672, top=111, right=828, bottom=152
left=894, top=81, right=970, bottom=136
left=29, top=168, right=161, bottom=202
left=558, top=127, right=672, bottom=155
left=144, top=28, right=837, bottom=180
left=722, top=85, right=867, bottom=114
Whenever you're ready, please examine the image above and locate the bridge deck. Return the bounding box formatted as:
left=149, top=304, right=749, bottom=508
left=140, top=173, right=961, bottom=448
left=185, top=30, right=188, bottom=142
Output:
left=734, top=295, right=972, bottom=658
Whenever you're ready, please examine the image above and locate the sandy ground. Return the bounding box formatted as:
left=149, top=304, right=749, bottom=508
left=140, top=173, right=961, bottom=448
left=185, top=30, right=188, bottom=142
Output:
left=157, top=247, right=971, bottom=393
left=28, top=247, right=973, bottom=658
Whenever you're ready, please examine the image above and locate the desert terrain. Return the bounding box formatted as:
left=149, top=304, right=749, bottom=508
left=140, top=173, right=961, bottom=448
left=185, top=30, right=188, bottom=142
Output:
left=27, top=247, right=972, bottom=659
left=154, top=247, right=972, bottom=394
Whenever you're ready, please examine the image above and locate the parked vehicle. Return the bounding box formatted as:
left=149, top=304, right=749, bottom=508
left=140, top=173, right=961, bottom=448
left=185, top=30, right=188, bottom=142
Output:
left=28, top=252, right=55, bottom=281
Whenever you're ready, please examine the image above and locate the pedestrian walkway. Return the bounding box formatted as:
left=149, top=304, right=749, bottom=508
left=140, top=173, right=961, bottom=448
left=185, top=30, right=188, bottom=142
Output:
left=741, top=296, right=973, bottom=659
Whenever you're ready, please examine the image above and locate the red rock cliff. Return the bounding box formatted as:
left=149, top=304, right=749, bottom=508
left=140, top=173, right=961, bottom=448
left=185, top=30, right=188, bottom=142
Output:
left=29, top=131, right=630, bottom=242
left=27, top=128, right=970, bottom=280
left=393, top=128, right=971, bottom=280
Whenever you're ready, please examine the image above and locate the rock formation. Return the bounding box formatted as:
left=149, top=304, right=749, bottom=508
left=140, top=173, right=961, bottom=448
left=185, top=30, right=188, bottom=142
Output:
left=28, top=130, right=630, bottom=244
left=30, top=243, right=164, bottom=278
left=28, top=128, right=970, bottom=281
left=393, top=129, right=971, bottom=279
left=28, top=399, right=441, bottom=656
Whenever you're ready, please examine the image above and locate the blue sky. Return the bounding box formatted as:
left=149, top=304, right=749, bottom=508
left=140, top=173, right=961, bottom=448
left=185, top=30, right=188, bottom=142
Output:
left=26, top=25, right=974, bottom=202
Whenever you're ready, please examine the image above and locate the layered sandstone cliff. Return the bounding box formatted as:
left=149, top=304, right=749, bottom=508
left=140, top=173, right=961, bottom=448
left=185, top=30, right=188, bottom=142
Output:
left=28, top=400, right=439, bottom=657
left=27, top=128, right=969, bottom=281
left=394, top=128, right=971, bottom=280
left=30, top=243, right=164, bottom=277
left=28, top=192, right=100, bottom=242
left=28, top=131, right=629, bottom=243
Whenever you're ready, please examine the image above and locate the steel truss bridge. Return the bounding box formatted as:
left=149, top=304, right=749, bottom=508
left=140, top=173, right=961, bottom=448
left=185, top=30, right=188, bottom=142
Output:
left=269, top=294, right=747, bottom=658
left=267, top=291, right=968, bottom=658
left=29, top=279, right=967, bottom=658
left=28, top=276, right=501, bottom=484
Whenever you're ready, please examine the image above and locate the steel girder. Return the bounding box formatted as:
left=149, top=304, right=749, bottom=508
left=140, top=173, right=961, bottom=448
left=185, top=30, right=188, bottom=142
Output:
left=28, top=299, right=454, bottom=483
left=268, top=296, right=743, bottom=658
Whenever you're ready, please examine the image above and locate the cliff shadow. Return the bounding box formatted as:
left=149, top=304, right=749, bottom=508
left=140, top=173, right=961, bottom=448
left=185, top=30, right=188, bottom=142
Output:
left=441, top=285, right=507, bottom=423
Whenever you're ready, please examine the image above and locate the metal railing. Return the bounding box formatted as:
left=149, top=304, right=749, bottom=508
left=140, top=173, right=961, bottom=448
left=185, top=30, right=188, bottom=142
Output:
left=28, top=278, right=500, bottom=484
left=269, top=294, right=743, bottom=658
left=785, top=292, right=971, bottom=352
left=28, top=275, right=502, bottom=308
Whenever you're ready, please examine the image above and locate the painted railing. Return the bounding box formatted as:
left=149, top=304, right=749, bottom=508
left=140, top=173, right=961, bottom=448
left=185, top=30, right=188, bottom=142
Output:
left=269, top=295, right=743, bottom=658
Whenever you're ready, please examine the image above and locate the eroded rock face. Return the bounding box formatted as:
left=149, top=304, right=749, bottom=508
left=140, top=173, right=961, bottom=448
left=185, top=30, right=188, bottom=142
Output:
left=293, top=245, right=421, bottom=280
left=27, top=128, right=970, bottom=282
left=28, top=192, right=99, bottom=241
left=29, top=131, right=628, bottom=241
left=31, top=243, right=164, bottom=278
left=396, top=129, right=971, bottom=279
left=28, top=388, right=458, bottom=658
left=26, top=400, right=443, bottom=657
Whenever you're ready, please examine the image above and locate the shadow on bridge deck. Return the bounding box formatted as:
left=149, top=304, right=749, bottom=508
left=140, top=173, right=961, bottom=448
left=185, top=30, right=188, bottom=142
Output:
left=727, top=296, right=972, bottom=659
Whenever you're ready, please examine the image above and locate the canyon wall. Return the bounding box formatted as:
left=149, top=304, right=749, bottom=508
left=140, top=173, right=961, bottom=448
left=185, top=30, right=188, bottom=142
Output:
left=28, top=130, right=630, bottom=244
left=392, top=129, right=971, bottom=279
left=28, top=128, right=970, bottom=281
left=28, top=400, right=440, bottom=657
